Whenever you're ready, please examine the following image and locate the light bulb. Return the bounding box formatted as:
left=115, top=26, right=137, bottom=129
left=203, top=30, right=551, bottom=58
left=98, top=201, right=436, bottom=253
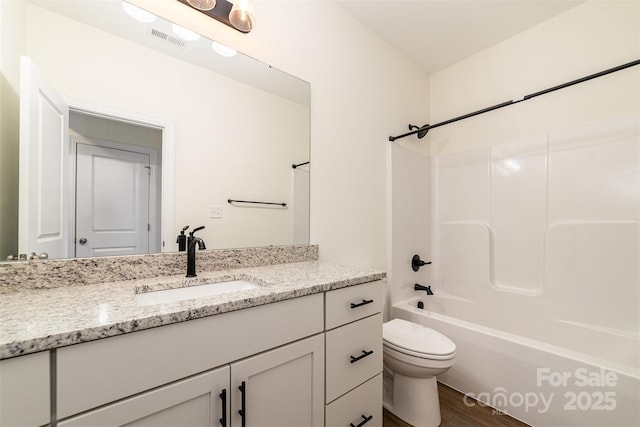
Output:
left=229, top=0, right=256, bottom=32
left=212, top=41, right=237, bottom=57
left=172, top=24, right=201, bottom=41
left=122, top=2, right=156, bottom=23
left=186, top=0, right=217, bottom=11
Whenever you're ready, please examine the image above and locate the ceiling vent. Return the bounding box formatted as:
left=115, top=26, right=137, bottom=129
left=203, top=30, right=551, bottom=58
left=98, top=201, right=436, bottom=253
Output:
left=149, top=28, right=186, bottom=48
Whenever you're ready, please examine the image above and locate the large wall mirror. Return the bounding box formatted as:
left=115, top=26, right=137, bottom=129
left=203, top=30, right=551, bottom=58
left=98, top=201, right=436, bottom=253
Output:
left=0, top=0, right=310, bottom=261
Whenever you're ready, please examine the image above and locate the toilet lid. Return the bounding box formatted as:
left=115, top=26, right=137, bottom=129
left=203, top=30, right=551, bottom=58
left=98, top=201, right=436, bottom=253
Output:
left=383, top=318, right=456, bottom=357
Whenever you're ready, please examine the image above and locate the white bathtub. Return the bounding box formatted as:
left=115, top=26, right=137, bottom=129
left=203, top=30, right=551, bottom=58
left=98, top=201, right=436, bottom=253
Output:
left=391, top=295, right=640, bottom=427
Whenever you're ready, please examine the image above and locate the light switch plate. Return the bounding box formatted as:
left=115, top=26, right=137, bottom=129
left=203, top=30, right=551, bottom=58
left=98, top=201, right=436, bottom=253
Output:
left=209, top=206, right=223, bottom=219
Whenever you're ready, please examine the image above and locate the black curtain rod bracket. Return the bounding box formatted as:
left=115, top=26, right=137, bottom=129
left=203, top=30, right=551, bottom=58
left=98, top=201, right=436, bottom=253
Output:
left=409, top=124, right=430, bottom=139
left=388, top=59, right=640, bottom=142
left=228, top=199, right=287, bottom=207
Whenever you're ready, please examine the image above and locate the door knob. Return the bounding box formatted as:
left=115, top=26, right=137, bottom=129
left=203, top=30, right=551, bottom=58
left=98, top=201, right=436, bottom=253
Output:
left=78, top=237, right=88, bottom=245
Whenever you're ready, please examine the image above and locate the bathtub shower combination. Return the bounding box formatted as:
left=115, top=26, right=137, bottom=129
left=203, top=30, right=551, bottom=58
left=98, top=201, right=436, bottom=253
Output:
left=392, top=112, right=639, bottom=426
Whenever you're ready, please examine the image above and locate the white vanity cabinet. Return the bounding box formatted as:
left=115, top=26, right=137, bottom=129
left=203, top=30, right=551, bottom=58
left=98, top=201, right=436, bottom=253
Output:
left=56, top=294, right=324, bottom=426
left=58, top=334, right=324, bottom=427
left=0, top=351, right=50, bottom=427
left=324, top=280, right=384, bottom=427
left=1, top=279, right=385, bottom=427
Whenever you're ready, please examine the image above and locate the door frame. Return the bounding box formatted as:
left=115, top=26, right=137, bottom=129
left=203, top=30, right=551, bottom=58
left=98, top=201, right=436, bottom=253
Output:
left=64, top=95, right=175, bottom=254
left=73, top=137, right=160, bottom=256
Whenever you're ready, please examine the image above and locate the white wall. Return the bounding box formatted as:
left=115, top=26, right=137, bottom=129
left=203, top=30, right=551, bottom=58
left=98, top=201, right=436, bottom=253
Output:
left=0, top=0, right=24, bottom=259
left=428, top=0, right=639, bottom=155
left=130, top=0, right=430, bottom=269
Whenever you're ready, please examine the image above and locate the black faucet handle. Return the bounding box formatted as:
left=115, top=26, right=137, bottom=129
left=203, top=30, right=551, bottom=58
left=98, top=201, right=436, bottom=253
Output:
left=411, top=254, right=432, bottom=271
left=190, top=225, right=205, bottom=236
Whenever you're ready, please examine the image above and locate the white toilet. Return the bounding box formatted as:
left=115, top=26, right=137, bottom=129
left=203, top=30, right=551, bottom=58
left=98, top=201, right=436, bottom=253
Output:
left=383, top=318, right=456, bottom=427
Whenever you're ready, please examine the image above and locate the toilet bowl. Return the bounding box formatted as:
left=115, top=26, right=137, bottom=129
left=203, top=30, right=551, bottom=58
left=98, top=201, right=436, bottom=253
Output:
left=383, top=318, right=456, bottom=427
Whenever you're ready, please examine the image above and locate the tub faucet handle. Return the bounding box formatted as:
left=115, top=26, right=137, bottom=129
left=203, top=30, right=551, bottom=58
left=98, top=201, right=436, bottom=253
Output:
left=412, top=254, right=432, bottom=271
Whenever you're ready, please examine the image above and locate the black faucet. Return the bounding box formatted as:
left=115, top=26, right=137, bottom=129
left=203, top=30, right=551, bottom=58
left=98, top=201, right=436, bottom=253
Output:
left=414, top=283, right=433, bottom=295
left=186, top=226, right=206, bottom=277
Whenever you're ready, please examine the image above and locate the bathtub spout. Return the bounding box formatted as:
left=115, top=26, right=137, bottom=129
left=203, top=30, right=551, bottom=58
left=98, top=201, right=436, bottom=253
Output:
left=414, top=283, right=433, bottom=295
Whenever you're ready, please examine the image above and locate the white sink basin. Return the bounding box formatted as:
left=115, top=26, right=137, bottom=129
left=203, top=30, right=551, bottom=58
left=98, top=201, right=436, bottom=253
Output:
left=135, top=280, right=259, bottom=306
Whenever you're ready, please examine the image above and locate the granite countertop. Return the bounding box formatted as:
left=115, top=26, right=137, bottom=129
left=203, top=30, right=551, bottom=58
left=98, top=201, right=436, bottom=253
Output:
left=0, top=260, right=386, bottom=360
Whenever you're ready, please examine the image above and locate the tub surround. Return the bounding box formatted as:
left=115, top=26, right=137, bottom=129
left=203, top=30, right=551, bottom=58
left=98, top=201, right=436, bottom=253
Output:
left=0, top=245, right=386, bottom=359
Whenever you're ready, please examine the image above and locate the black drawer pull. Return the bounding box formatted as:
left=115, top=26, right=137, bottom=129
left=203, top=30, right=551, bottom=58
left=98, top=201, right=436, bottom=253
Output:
left=350, top=350, right=374, bottom=364
left=350, top=299, right=373, bottom=309
left=238, top=381, right=246, bottom=427
left=350, top=414, right=373, bottom=427
left=219, top=389, right=227, bottom=427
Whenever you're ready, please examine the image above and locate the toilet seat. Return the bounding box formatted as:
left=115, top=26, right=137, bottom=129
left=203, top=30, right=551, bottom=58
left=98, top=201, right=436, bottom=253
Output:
left=383, top=319, right=456, bottom=360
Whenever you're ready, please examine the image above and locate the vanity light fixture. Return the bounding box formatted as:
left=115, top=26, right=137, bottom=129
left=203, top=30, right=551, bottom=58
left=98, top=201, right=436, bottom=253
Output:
left=177, top=0, right=256, bottom=33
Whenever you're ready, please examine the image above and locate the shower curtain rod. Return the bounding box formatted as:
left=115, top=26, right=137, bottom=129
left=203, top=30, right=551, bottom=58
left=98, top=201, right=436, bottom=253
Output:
left=388, top=59, right=640, bottom=142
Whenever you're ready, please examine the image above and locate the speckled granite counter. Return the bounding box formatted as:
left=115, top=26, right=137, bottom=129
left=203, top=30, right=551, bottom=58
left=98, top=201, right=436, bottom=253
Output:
left=0, top=260, right=385, bottom=360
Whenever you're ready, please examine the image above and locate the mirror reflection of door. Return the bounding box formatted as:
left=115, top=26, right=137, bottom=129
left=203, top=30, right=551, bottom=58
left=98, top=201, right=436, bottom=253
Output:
left=19, top=56, right=163, bottom=259
left=18, top=56, right=70, bottom=259
left=70, top=112, right=162, bottom=258
left=75, top=142, right=156, bottom=258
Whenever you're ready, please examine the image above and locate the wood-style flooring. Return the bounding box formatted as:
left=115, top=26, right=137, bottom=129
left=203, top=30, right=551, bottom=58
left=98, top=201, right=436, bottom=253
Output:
left=383, top=382, right=530, bottom=427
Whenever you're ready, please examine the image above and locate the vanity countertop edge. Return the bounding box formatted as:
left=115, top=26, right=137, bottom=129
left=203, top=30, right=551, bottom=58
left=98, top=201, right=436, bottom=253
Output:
left=0, top=260, right=386, bottom=360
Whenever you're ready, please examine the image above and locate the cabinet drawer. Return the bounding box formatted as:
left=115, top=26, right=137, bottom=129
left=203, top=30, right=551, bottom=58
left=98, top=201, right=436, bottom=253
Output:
left=325, top=280, right=384, bottom=330
left=325, top=374, right=382, bottom=427
left=325, top=313, right=382, bottom=403
left=57, top=293, right=323, bottom=419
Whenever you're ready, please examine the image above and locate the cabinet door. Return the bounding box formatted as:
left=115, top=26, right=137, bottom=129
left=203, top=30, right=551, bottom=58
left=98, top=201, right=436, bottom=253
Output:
left=0, top=351, right=50, bottom=427
left=230, top=334, right=324, bottom=427
left=58, top=366, right=229, bottom=427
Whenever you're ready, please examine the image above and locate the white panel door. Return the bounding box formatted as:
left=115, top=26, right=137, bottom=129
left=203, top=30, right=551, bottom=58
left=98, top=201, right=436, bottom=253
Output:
left=58, top=366, right=229, bottom=427
left=18, top=56, right=70, bottom=259
left=231, top=334, right=324, bottom=427
left=75, top=143, right=150, bottom=257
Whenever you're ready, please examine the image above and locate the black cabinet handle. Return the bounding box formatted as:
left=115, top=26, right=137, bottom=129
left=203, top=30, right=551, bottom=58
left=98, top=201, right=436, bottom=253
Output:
left=350, top=414, right=373, bottom=427
left=350, top=299, right=374, bottom=309
left=350, top=350, right=374, bottom=364
left=219, top=389, right=227, bottom=427
left=238, top=381, right=246, bottom=427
